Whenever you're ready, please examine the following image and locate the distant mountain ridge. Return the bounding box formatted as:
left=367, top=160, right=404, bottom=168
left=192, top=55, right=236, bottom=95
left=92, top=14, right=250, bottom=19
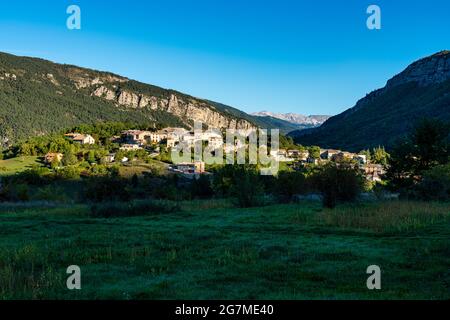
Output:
left=290, top=51, right=450, bottom=152
left=251, top=111, right=330, bottom=126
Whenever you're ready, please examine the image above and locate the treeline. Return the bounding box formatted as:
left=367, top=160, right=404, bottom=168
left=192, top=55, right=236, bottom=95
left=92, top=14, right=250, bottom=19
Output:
left=385, top=118, right=450, bottom=201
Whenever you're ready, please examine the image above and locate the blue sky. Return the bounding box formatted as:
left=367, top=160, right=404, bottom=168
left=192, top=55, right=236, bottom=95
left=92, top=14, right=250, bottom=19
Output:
left=0, top=0, right=448, bottom=115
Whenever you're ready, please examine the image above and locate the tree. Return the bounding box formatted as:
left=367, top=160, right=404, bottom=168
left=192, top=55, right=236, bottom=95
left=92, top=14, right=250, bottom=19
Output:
left=372, top=146, right=389, bottom=165
left=386, top=118, right=450, bottom=190
left=312, top=163, right=364, bottom=208
left=231, top=166, right=265, bottom=207
left=308, top=146, right=321, bottom=159
left=359, top=149, right=372, bottom=163
left=62, top=150, right=78, bottom=166
left=276, top=171, right=308, bottom=201
left=191, top=175, right=214, bottom=199
left=87, top=150, right=96, bottom=164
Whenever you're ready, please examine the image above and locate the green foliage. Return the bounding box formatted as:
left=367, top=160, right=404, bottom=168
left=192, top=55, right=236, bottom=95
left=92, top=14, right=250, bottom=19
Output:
left=414, top=164, right=450, bottom=201
left=215, top=165, right=266, bottom=208
left=308, top=146, right=321, bottom=159
left=190, top=175, right=214, bottom=199
left=62, top=150, right=78, bottom=166
left=311, top=163, right=364, bottom=208
left=386, top=118, right=450, bottom=191
left=275, top=171, right=309, bottom=201
left=83, top=174, right=131, bottom=202
left=371, top=146, right=389, bottom=165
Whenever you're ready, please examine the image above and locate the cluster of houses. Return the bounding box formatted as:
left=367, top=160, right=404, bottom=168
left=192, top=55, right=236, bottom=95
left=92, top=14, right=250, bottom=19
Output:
left=273, top=148, right=384, bottom=182
left=119, top=127, right=225, bottom=150
left=43, top=128, right=385, bottom=182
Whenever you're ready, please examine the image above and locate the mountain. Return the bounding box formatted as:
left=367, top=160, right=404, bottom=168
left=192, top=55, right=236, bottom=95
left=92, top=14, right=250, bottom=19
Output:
left=290, top=51, right=450, bottom=152
left=252, top=111, right=330, bottom=127
left=0, top=52, right=254, bottom=143
left=207, top=102, right=307, bottom=134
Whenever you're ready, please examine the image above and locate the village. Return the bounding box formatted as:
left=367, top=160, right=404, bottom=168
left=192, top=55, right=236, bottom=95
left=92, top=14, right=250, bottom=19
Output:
left=41, top=127, right=386, bottom=182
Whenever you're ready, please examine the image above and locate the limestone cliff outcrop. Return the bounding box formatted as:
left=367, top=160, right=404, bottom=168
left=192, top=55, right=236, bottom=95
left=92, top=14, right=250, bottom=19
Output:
left=387, top=51, right=450, bottom=88
left=88, top=83, right=254, bottom=130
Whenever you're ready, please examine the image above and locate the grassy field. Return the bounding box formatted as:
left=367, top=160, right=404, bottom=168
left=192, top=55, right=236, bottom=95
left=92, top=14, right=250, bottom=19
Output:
left=118, top=159, right=169, bottom=178
left=0, top=200, right=449, bottom=300
left=0, top=156, right=43, bottom=176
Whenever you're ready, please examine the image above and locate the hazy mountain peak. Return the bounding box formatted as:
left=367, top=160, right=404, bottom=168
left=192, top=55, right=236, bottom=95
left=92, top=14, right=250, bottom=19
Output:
left=251, top=111, right=331, bottom=126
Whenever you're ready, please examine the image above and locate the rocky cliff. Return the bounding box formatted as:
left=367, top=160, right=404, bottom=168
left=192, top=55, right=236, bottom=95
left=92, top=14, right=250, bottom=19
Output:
left=0, top=52, right=255, bottom=142
left=67, top=66, right=254, bottom=130
left=387, top=51, right=450, bottom=88
left=290, top=51, right=450, bottom=151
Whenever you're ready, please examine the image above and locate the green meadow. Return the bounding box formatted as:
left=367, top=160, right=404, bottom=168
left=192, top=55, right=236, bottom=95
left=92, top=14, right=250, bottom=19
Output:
left=0, top=156, right=43, bottom=176
left=0, top=200, right=448, bottom=300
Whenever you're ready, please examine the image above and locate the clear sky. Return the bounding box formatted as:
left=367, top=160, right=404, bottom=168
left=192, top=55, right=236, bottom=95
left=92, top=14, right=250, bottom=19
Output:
left=0, top=0, right=448, bottom=115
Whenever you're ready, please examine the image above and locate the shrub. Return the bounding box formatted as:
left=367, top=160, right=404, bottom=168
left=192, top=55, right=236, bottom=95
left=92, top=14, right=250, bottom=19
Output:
left=83, top=176, right=131, bottom=202
left=275, top=171, right=309, bottom=202
left=32, top=185, right=69, bottom=202
left=311, top=163, right=364, bottom=208
left=191, top=175, right=214, bottom=199
left=89, top=200, right=180, bottom=218
left=414, top=164, right=450, bottom=201
left=0, top=183, right=29, bottom=202
left=231, top=166, right=265, bottom=208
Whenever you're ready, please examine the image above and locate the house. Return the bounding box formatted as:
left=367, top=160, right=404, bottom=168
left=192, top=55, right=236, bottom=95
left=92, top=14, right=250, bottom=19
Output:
left=170, top=161, right=206, bottom=175
left=167, top=137, right=178, bottom=148
left=148, top=132, right=166, bottom=144
left=287, top=149, right=300, bottom=157
left=204, top=130, right=223, bottom=149
left=306, top=156, right=320, bottom=165
left=65, top=133, right=95, bottom=145
left=320, top=149, right=341, bottom=160
left=44, top=152, right=63, bottom=164
left=119, top=144, right=143, bottom=151
left=364, top=163, right=385, bottom=182
left=288, top=149, right=309, bottom=161
left=354, top=154, right=368, bottom=165
left=104, top=153, right=116, bottom=163
left=332, top=151, right=357, bottom=162
left=121, top=130, right=153, bottom=145
left=270, top=149, right=294, bottom=162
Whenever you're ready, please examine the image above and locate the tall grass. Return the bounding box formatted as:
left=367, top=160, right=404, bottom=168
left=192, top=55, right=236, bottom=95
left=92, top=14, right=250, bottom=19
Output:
left=316, top=201, right=449, bottom=233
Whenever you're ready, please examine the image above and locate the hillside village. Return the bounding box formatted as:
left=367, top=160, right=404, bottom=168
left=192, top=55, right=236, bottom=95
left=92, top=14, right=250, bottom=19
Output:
left=40, top=126, right=386, bottom=182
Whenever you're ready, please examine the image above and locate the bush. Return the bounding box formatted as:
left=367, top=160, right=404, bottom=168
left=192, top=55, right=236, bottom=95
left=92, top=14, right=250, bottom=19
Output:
left=312, top=163, right=364, bottom=208
left=0, top=183, right=29, bottom=202
left=191, top=175, right=214, bottom=199
left=414, top=164, right=450, bottom=201
left=231, top=166, right=265, bottom=208
left=275, top=171, right=309, bottom=202
left=89, top=200, right=180, bottom=218
left=83, top=176, right=131, bottom=202
left=32, top=185, right=69, bottom=202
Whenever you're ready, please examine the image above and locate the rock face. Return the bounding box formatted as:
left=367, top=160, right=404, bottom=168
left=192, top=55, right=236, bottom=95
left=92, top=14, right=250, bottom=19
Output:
left=89, top=83, right=254, bottom=130
left=290, top=50, right=450, bottom=152
left=0, top=51, right=257, bottom=143
left=387, top=51, right=450, bottom=88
